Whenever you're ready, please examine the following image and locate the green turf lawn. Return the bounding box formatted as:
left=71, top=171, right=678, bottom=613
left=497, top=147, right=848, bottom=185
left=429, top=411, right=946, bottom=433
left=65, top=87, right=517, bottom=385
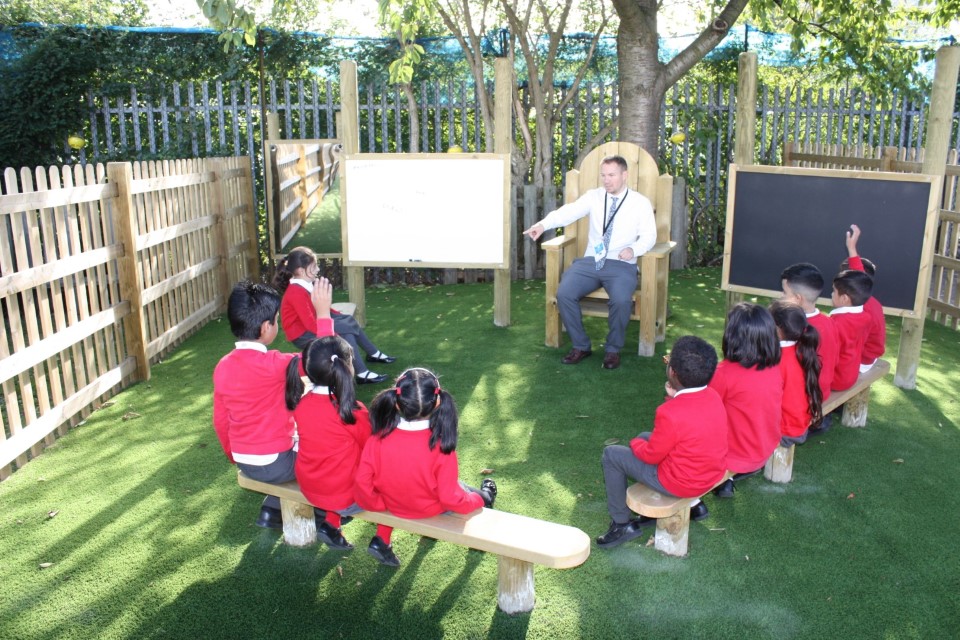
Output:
left=1, top=269, right=959, bottom=639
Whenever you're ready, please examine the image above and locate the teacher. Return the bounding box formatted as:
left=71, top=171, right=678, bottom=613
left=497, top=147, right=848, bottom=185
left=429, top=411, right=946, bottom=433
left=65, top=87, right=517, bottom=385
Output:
left=523, top=155, right=657, bottom=369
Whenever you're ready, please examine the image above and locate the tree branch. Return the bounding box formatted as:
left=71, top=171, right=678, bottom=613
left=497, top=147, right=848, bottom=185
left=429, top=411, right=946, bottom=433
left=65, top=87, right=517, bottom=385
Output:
left=661, top=0, right=750, bottom=88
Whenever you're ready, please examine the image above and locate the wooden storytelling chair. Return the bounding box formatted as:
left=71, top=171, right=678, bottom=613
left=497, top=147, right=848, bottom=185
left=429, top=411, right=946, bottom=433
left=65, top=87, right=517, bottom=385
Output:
left=542, top=141, right=676, bottom=356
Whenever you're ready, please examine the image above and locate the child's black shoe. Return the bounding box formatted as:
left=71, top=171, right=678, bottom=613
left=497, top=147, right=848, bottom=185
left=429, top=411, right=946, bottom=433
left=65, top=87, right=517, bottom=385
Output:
left=367, top=535, right=401, bottom=567
left=713, top=478, right=735, bottom=499
left=317, top=521, right=354, bottom=550
left=255, top=506, right=283, bottom=529
left=479, top=478, right=498, bottom=508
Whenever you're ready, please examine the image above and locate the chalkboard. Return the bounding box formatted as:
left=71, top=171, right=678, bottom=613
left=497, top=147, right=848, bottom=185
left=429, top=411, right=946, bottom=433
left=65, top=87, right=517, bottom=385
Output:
left=722, top=165, right=940, bottom=317
left=341, top=153, right=510, bottom=268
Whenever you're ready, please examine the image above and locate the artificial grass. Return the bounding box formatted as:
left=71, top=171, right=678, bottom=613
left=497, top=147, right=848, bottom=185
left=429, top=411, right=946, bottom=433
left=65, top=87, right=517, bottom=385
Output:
left=1, top=269, right=959, bottom=639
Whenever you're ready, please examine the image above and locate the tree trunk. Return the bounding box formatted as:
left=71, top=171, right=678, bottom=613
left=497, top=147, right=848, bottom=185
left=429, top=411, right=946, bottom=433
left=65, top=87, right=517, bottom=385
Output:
left=402, top=82, right=419, bottom=152
left=614, top=0, right=663, bottom=154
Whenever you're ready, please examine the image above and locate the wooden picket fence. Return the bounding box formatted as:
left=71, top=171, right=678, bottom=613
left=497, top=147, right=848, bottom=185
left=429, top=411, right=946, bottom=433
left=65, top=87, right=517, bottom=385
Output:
left=783, top=141, right=960, bottom=329
left=0, top=156, right=257, bottom=479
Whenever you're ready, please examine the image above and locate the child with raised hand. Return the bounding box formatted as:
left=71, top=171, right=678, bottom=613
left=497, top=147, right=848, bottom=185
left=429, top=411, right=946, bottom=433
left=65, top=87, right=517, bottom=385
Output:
left=291, top=336, right=371, bottom=552
left=596, top=336, right=728, bottom=549
left=829, top=269, right=873, bottom=392
left=709, top=303, right=782, bottom=498
left=354, top=368, right=497, bottom=567
left=213, top=278, right=333, bottom=529
left=769, top=300, right=823, bottom=446
left=273, top=246, right=395, bottom=385
left=842, top=224, right=885, bottom=371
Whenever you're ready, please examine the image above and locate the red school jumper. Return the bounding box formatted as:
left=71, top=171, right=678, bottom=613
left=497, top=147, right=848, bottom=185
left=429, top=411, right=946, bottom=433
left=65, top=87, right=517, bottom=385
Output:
left=779, top=343, right=811, bottom=438
left=354, top=425, right=484, bottom=518
left=709, top=359, right=783, bottom=474
left=631, top=386, right=729, bottom=498
left=281, top=282, right=344, bottom=343
left=848, top=255, right=886, bottom=364
left=806, top=310, right=838, bottom=402
left=830, top=306, right=871, bottom=391
left=212, top=317, right=333, bottom=462
left=294, top=389, right=372, bottom=511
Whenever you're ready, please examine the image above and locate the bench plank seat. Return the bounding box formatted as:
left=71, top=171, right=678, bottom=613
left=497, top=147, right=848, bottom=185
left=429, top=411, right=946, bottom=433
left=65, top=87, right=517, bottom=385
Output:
left=822, top=358, right=890, bottom=427
left=238, top=472, right=590, bottom=613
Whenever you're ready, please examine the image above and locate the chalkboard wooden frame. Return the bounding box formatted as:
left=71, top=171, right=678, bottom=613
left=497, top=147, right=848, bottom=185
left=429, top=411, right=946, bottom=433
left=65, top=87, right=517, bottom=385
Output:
left=721, top=164, right=941, bottom=318
left=341, top=153, right=511, bottom=269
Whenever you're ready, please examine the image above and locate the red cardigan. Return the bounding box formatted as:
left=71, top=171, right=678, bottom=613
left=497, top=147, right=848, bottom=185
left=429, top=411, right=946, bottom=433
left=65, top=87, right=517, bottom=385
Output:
left=830, top=308, right=871, bottom=391
left=779, top=344, right=811, bottom=437
left=212, top=318, right=333, bottom=463
left=709, top=360, right=783, bottom=473
left=354, top=427, right=484, bottom=518
left=294, top=392, right=371, bottom=511
left=281, top=282, right=343, bottom=343
left=806, top=310, right=838, bottom=402
left=848, top=256, right=886, bottom=363
left=630, top=386, right=728, bottom=498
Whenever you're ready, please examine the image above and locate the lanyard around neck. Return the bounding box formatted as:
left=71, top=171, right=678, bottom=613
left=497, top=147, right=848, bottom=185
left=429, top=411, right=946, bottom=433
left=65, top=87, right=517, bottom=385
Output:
left=603, top=191, right=627, bottom=234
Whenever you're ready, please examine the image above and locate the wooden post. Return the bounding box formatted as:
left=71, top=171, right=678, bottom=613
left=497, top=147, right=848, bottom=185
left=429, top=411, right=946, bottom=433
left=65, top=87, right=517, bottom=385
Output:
left=764, top=444, right=795, bottom=483
left=267, top=112, right=281, bottom=141
left=639, top=253, right=658, bottom=356
left=107, top=161, right=150, bottom=382
left=493, top=57, right=513, bottom=327
left=279, top=498, right=317, bottom=547
left=841, top=388, right=872, bottom=427
left=896, top=46, right=960, bottom=389
left=241, top=161, right=260, bottom=280
left=497, top=556, right=535, bottom=614
left=296, top=144, right=309, bottom=224
left=654, top=506, right=692, bottom=557
left=340, top=60, right=366, bottom=325
left=669, top=177, right=687, bottom=270
left=209, top=158, right=231, bottom=312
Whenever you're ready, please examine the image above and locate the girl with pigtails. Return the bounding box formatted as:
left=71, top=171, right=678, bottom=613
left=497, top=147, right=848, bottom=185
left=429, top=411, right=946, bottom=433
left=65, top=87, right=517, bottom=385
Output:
left=769, top=299, right=823, bottom=446
left=290, top=336, right=371, bottom=551
left=354, top=368, right=497, bottom=567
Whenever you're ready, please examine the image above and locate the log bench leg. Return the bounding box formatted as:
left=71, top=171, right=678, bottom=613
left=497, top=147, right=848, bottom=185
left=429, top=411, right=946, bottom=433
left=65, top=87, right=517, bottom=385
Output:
left=280, top=498, right=317, bottom=547
left=764, top=444, right=795, bottom=483
left=841, top=387, right=871, bottom=427
left=654, top=504, right=692, bottom=557
left=497, top=556, right=535, bottom=614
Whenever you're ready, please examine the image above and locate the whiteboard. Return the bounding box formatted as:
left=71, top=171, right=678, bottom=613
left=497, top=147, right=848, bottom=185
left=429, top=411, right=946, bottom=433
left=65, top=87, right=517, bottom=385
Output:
left=342, top=153, right=510, bottom=268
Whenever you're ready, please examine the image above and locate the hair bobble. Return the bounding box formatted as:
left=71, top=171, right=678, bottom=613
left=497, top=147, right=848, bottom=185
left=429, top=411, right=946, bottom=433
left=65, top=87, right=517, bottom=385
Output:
left=395, top=387, right=402, bottom=396
left=434, top=387, right=441, bottom=396
left=330, top=354, right=339, bottom=363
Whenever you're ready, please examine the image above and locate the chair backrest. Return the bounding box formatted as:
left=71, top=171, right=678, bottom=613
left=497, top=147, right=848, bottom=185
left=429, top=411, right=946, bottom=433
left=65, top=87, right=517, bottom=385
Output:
left=563, top=142, right=672, bottom=257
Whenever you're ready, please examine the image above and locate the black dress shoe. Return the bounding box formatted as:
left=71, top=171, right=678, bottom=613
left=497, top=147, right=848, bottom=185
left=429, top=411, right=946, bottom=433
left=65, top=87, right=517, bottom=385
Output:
left=808, top=412, right=833, bottom=435
left=368, top=535, right=401, bottom=567
left=356, top=371, right=388, bottom=384
left=713, top=478, right=735, bottom=499
left=479, top=478, right=498, bottom=508
left=595, top=517, right=654, bottom=548
left=317, top=521, right=354, bottom=550
left=602, top=352, right=621, bottom=369
left=255, top=506, right=283, bottom=529
left=366, top=352, right=396, bottom=364
left=690, top=501, right=709, bottom=521
left=562, top=348, right=593, bottom=365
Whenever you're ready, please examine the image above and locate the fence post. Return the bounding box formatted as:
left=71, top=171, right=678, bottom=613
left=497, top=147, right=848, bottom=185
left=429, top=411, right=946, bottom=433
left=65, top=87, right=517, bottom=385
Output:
left=106, top=161, right=151, bottom=382
left=210, top=158, right=231, bottom=311
left=296, top=144, right=309, bottom=225
left=726, top=51, right=757, bottom=317
left=670, top=177, right=688, bottom=270
left=881, top=146, right=897, bottom=172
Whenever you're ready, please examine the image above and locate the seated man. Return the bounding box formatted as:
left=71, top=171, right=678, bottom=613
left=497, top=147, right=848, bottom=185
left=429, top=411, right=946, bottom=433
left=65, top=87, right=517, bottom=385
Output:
left=523, top=155, right=657, bottom=369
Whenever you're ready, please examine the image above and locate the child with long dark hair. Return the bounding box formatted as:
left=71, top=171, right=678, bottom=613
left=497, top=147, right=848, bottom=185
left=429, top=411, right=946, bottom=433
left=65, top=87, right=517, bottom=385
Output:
left=354, top=368, right=497, bottom=566
left=274, top=246, right=395, bottom=385
left=769, top=300, right=823, bottom=446
left=709, top=302, right=782, bottom=498
left=290, top=336, right=370, bottom=551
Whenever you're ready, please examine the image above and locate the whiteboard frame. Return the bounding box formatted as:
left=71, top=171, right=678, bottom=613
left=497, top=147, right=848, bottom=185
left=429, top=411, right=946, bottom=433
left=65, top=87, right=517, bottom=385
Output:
left=341, top=153, right=511, bottom=269
left=721, top=164, right=942, bottom=318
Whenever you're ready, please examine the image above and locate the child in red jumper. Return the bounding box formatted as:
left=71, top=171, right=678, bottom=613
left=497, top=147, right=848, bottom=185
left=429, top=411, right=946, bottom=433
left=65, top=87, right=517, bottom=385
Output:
left=780, top=262, right=839, bottom=404
left=710, top=303, right=782, bottom=498
left=274, top=246, right=395, bottom=385
left=769, top=300, right=823, bottom=446
left=596, top=336, right=728, bottom=549
left=829, top=269, right=873, bottom=392
left=213, top=279, right=333, bottom=529
left=842, top=224, right=885, bottom=372
left=291, top=336, right=371, bottom=552
left=354, top=368, right=496, bottom=566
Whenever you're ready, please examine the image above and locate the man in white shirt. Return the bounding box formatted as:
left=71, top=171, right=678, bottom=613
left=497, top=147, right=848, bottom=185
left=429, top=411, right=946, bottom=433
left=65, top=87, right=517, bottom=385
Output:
left=524, top=156, right=657, bottom=369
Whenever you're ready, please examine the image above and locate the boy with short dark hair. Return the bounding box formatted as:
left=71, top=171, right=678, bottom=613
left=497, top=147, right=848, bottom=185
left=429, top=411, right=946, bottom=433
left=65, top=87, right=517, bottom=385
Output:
left=213, top=278, right=333, bottom=528
left=841, top=224, right=885, bottom=372
left=596, top=335, right=728, bottom=548
left=780, top=262, right=839, bottom=402
left=829, top=270, right=873, bottom=392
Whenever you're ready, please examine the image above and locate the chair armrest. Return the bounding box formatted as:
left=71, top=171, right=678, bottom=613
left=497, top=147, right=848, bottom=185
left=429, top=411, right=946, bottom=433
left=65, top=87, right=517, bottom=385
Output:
left=542, top=234, right=576, bottom=252
left=644, top=241, right=677, bottom=259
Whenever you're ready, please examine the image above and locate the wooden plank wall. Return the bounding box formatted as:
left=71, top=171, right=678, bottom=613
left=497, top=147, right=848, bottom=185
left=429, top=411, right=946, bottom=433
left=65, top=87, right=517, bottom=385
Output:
left=783, top=141, right=960, bottom=329
left=0, top=157, right=256, bottom=479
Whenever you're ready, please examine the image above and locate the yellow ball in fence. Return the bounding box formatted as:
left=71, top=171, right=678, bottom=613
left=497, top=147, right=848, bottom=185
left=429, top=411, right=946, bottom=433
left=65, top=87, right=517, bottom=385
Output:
left=669, top=132, right=686, bottom=144
left=68, top=135, right=86, bottom=150
left=447, top=145, right=463, bottom=153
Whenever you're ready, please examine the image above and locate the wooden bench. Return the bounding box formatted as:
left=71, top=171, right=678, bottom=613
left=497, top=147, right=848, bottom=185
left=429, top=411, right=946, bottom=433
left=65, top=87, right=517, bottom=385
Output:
left=763, top=358, right=891, bottom=483
left=624, top=472, right=732, bottom=557
left=237, top=472, right=590, bottom=614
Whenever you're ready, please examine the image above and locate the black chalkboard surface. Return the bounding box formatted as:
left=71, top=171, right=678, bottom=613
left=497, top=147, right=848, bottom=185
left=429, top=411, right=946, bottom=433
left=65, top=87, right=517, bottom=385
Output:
left=722, top=165, right=940, bottom=317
